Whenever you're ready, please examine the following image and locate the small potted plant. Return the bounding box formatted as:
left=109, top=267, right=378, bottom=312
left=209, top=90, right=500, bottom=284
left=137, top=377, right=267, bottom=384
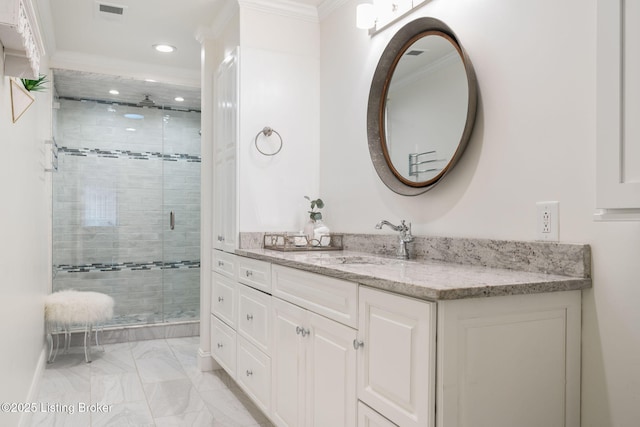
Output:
left=20, top=74, right=48, bottom=92
left=305, top=196, right=324, bottom=222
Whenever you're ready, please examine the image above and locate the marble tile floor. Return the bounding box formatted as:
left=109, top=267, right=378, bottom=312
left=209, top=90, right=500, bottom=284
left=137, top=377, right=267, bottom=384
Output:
left=30, top=337, right=274, bottom=427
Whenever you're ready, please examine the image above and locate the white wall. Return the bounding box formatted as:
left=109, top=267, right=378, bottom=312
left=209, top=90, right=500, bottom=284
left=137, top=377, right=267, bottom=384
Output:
left=238, top=6, right=320, bottom=232
left=320, top=0, right=638, bottom=425
left=0, top=59, right=52, bottom=425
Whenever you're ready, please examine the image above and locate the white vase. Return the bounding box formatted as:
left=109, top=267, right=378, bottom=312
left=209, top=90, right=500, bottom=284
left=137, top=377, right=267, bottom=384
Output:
left=304, top=220, right=316, bottom=242
left=313, top=220, right=331, bottom=246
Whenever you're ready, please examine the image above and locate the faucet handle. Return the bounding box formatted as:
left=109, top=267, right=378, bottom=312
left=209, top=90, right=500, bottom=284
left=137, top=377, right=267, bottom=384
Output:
left=402, top=221, right=414, bottom=242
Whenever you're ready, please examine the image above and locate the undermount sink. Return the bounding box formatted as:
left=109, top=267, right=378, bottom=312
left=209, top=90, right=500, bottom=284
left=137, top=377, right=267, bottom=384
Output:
left=317, top=255, right=399, bottom=266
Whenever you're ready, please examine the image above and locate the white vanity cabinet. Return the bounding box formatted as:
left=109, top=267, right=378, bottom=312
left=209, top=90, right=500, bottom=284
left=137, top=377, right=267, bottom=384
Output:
left=210, top=254, right=582, bottom=427
left=356, top=286, right=436, bottom=427
left=271, top=266, right=358, bottom=427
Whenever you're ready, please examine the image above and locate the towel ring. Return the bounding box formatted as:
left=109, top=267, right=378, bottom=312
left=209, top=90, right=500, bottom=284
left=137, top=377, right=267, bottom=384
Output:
left=255, top=126, right=283, bottom=156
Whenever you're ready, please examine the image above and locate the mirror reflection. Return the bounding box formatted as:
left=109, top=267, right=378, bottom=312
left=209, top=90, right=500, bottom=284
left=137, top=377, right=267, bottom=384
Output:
left=384, top=32, right=469, bottom=183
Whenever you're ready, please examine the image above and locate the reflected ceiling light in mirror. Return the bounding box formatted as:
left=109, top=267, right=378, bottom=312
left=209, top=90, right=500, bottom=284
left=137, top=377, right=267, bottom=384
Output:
left=109, top=89, right=119, bottom=95
left=356, top=2, right=376, bottom=30
left=126, top=128, right=136, bottom=132
left=153, top=44, right=176, bottom=53
left=174, top=96, right=184, bottom=102
left=124, top=113, right=144, bottom=120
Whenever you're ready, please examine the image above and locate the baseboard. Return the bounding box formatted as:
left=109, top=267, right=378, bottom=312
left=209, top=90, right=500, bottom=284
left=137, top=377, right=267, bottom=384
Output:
left=19, top=344, right=47, bottom=427
left=198, top=348, right=220, bottom=371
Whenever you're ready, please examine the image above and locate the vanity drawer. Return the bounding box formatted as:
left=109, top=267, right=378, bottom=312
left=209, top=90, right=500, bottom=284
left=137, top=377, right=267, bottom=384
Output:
left=236, top=335, right=271, bottom=415
left=237, top=284, right=272, bottom=354
left=272, top=265, right=358, bottom=328
left=238, top=257, right=272, bottom=293
left=211, top=272, right=236, bottom=328
left=211, top=315, right=236, bottom=378
left=212, top=249, right=237, bottom=278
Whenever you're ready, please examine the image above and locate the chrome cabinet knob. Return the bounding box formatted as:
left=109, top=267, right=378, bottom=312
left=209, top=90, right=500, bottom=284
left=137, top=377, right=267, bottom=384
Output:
left=353, top=339, right=364, bottom=350
left=218, top=296, right=224, bottom=303
left=246, top=369, right=253, bottom=377
left=217, top=343, right=223, bottom=349
left=246, top=314, right=254, bottom=321
left=245, top=270, right=253, bottom=277
left=296, top=326, right=310, bottom=337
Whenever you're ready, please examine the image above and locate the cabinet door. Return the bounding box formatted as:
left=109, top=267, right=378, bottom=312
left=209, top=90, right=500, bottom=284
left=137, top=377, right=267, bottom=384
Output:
left=211, top=272, right=236, bottom=328
left=357, top=287, right=436, bottom=427
left=307, top=311, right=357, bottom=427
left=271, top=297, right=306, bottom=427
left=237, top=335, right=271, bottom=415
left=437, top=291, right=581, bottom=427
left=213, top=49, right=238, bottom=253
left=237, top=284, right=271, bottom=354
left=238, top=256, right=272, bottom=293
left=212, top=249, right=236, bottom=279
left=210, top=315, right=236, bottom=378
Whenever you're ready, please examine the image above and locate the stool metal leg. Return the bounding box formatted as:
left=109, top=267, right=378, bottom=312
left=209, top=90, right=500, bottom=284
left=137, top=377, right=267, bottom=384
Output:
left=83, top=323, right=93, bottom=363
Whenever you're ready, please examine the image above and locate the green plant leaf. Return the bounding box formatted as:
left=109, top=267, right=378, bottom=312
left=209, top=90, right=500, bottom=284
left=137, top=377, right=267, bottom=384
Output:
left=20, top=74, right=48, bottom=92
left=315, top=199, right=324, bottom=209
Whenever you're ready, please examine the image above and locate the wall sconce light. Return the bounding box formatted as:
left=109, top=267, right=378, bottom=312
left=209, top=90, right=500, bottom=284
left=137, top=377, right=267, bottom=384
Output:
left=356, top=2, right=376, bottom=30
left=357, top=0, right=422, bottom=33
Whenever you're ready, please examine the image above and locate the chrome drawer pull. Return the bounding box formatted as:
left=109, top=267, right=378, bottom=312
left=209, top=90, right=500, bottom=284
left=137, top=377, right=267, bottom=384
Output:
left=218, top=296, right=224, bottom=303
left=246, top=369, right=253, bottom=377
left=217, top=343, right=223, bottom=349
left=246, top=314, right=254, bottom=321
left=245, top=270, right=253, bottom=277
left=296, top=326, right=310, bottom=337
left=218, top=261, right=224, bottom=266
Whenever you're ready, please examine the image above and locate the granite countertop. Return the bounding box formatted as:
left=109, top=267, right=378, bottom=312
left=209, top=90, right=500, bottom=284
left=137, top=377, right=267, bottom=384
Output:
left=235, top=248, right=592, bottom=301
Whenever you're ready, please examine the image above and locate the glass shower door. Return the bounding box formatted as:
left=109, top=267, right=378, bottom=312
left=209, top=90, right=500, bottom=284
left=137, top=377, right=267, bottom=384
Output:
left=160, top=107, right=201, bottom=324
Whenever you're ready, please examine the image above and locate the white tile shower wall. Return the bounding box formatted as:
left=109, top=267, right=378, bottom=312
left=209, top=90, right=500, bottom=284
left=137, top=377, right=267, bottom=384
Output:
left=52, top=98, right=201, bottom=325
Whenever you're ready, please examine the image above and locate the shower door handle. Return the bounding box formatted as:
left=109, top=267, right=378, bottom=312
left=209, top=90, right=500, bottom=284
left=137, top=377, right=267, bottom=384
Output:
left=170, top=211, right=175, bottom=230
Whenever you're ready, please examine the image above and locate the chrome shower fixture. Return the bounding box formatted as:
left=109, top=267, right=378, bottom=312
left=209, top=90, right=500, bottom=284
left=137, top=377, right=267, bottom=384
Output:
left=138, top=95, right=155, bottom=107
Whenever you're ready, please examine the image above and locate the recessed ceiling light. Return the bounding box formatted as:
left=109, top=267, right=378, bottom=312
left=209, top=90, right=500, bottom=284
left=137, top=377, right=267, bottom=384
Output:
left=109, top=89, right=119, bottom=95
left=153, top=44, right=176, bottom=53
left=174, top=96, right=184, bottom=102
left=124, top=113, right=144, bottom=120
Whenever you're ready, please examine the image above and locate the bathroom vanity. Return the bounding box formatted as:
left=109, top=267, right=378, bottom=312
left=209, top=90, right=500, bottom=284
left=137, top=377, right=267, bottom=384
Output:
left=208, top=237, right=591, bottom=427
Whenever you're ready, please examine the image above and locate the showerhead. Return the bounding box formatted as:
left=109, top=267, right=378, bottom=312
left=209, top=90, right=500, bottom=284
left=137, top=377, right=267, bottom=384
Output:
left=138, top=95, right=155, bottom=107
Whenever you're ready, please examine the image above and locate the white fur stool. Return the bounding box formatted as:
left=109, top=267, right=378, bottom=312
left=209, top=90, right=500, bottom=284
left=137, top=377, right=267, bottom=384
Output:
left=45, top=290, right=114, bottom=363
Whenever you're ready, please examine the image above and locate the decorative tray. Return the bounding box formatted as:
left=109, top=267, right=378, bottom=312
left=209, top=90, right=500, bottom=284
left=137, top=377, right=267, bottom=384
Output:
left=263, top=232, right=343, bottom=251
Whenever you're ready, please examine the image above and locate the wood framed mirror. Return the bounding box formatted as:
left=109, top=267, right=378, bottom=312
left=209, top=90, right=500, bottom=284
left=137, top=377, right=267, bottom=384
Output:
left=367, top=17, right=478, bottom=195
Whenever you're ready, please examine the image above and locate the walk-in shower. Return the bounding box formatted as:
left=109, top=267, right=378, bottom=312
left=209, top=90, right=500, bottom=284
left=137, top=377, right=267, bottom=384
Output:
left=51, top=69, right=201, bottom=332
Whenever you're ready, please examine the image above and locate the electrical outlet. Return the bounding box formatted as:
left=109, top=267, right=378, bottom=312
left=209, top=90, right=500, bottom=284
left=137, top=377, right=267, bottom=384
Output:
left=536, top=201, right=559, bottom=241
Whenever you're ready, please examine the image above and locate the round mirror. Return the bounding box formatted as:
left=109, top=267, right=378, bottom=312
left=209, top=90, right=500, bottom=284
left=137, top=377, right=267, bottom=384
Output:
left=367, top=18, right=477, bottom=195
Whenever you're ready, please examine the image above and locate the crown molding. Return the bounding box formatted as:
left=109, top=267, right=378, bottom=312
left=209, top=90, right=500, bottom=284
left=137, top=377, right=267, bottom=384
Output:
left=238, top=0, right=318, bottom=23
left=317, top=0, right=349, bottom=21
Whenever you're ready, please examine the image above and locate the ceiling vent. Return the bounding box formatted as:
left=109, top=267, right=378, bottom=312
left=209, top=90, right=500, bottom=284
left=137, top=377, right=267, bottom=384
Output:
left=99, top=4, right=124, bottom=15
left=406, top=50, right=425, bottom=56
left=95, top=2, right=127, bottom=22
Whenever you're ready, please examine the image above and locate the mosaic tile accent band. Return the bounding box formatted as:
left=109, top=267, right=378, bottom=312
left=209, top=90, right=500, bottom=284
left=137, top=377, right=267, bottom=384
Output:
left=55, top=260, right=201, bottom=273
left=58, top=146, right=201, bottom=162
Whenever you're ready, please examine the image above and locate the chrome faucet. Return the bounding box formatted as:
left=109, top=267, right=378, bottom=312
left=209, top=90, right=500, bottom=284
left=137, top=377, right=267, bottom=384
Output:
left=375, top=219, right=414, bottom=260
